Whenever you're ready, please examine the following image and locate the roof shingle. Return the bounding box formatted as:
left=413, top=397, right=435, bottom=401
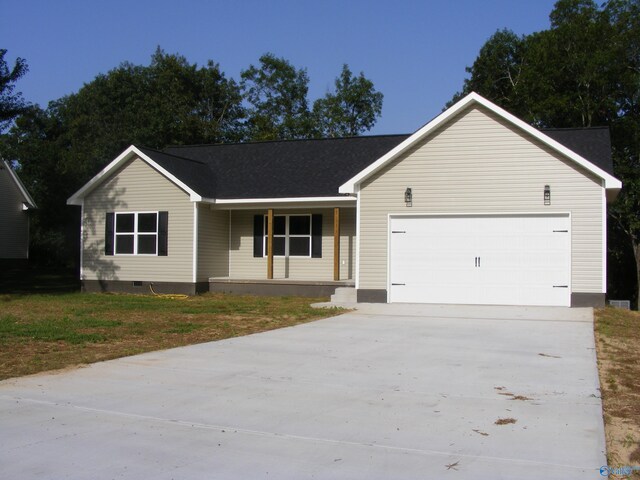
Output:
left=541, top=127, right=613, bottom=175
left=137, top=127, right=612, bottom=199
left=163, top=135, right=409, bottom=199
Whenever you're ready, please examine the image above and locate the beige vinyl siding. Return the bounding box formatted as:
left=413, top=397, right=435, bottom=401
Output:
left=82, top=157, right=194, bottom=283
left=227, top=207, right=355, bottom=281
left=197, top=205, right=229, bottom=281
left=359, top=105, right=603, bottom=293
left=0, top=168, right=29, bottom=259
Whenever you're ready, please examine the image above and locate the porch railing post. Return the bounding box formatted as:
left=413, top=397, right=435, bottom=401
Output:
left=267, top=209, right=274, bottom=280
left=333, top=207, right=340, bottom=281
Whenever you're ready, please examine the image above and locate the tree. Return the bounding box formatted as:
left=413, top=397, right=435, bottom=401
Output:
left=2, top=104, right=77, bottom=265
left=606, top=0, right=640, bottom=307
left=448, top=30, right=528, bottom=115
left=1, top=49, right=386, bottom=267
left=1, top=48, right=246, bottom=265
left=54, top=47, right=245, bottom=180
left=0, top=49, right=29, bottom=132
left=450, top=0, right=640, bottom=307
left=240, top=53, right=312, bottom=140
left=312, top=65, right=383, bottom=137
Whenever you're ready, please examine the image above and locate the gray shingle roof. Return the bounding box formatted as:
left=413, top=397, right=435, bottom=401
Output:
left=137, top=146, right=216, bottom=198
left=162, top=135, right=409, bottom=199
left=137, top=127, right=613, bottom=199
left=541, top=127, right=613, bottom=175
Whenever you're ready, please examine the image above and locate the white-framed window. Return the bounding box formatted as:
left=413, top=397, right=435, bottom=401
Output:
left=263, top=214, right=311, bottom=257
left=114, top=212, right=159, bottom=255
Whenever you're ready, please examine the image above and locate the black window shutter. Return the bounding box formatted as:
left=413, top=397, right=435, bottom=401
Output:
left=158, top=211, right=169, bottom=256
left=105, top=212, right=114, bottom=256
left=253, top=214, right=264, bottom=257
left=311, top=214, right=322, bottom=258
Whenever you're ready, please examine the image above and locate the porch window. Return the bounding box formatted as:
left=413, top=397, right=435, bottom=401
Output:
left=263, top=214, right=311, bottom=257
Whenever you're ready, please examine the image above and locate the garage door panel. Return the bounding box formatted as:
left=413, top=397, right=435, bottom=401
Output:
left=389, top=215, right=570, bottom=306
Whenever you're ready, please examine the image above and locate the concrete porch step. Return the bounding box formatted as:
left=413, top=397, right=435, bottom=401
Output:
left=331, top=287, right=357, bottom=303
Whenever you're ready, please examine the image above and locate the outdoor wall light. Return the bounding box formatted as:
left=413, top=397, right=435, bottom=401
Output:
left=405, top=187, right=412, bottom=206
left=544, top=185, right=551, bottom=205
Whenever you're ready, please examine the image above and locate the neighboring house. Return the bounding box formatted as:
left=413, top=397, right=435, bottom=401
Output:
left=67, top=93, right=621, bottom=307
left=0, top=160, right=36, bottom=260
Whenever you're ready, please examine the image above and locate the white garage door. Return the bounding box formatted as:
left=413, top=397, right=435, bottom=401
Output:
left=389, top=214, right=570, bottom=306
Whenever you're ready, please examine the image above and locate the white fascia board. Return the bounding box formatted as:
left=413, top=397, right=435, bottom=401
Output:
left=204, top=196, right=356, bottom=209
left=67, top=145, right=202, bottom=205
left=210, top=196, right=355, bottom=204
left=4, top=160, right=37, bottom=208
left=339, top=92, right=622, bottom=193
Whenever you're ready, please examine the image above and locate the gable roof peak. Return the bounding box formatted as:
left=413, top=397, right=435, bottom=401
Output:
left=2, top=160, right=36, bottom=209
left=338, top=91, right=621, bottom=194
left=67, top=145, right=204, bottom=205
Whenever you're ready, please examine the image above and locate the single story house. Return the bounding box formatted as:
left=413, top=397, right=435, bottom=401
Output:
left=1, top=160, right=37, bottom=260
left=67, top=92, right=621, bottom=307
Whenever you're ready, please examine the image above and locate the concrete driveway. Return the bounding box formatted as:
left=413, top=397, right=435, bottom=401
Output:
left=0, top=305, right=605, bottom=479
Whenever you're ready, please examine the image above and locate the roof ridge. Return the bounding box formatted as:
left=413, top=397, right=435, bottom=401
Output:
left=541, top=126, right=609, bottom=131
left=138, top=145, right=208, bottom=166
left=165, top=134, right=411, bottom=149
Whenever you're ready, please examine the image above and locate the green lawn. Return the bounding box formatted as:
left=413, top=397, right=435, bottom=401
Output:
left=0, top=291, right=342, bottom=380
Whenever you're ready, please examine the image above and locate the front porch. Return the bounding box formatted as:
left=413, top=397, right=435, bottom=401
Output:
left=198, top=202, right=357, bottom=288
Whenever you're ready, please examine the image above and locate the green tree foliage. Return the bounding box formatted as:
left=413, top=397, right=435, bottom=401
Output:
left=0, top=49, right=29, bottom=132
left=448, top=30, right=528, bottom=116
left=1, top=49, right=384, bottom=266
left=313, top=64, right=383, bottom=138
left=451, top=0, right=640, bottom=306
left=240, top=53, right=313, bottom=140
left=4, top=104, right=75, bottom=264
left=2, top=48, right=246, bottom=265
left=240, top=56, right=384, bottom=141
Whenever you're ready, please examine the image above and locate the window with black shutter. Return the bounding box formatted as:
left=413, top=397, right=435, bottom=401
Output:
left=105, top=211, right=167, bottom=256
left=258, top=214, right=322, bottom=258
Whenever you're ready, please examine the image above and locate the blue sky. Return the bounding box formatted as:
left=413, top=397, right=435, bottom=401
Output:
left=1, top=0, right=558, bottom=135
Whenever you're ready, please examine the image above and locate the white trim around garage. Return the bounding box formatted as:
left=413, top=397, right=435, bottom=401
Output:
left=386, top=212, right=573, bottom=306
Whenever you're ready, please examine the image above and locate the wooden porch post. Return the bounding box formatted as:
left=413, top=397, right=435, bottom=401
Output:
left=333, top=207, right=340, bottom=281
left=267, top=209, right=274, bottom=279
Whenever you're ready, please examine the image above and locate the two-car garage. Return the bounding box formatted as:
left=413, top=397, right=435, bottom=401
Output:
left=388, top=214, right=571, bottom=306
left=341, top=94, right=620, bottom=309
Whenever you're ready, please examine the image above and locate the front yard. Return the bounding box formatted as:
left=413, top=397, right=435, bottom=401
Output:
left=0, top=292, right=341, bottom=380
left=0, top=288, right=638, bottom=475
left=595, top=307, right=640, bottom=477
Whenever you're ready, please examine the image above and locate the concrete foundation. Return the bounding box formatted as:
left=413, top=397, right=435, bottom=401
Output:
left=81, top=280, right=208, bottom=296
left=209, top=279, right=352, bottom=298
